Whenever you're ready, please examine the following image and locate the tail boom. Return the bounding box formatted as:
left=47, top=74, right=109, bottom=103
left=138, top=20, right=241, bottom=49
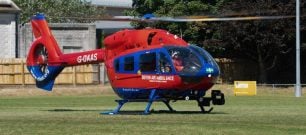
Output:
left=59, top=49, right=105, bottom=66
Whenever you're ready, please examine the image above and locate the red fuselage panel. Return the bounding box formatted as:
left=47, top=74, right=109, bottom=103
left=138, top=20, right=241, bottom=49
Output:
left=103, top=29, right=188, bottom=60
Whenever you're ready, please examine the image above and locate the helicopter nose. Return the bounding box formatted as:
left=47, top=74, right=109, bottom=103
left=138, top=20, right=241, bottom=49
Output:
left=179, top=64, right=219, bottom=84
left=180, top=76, right=204, bottom=83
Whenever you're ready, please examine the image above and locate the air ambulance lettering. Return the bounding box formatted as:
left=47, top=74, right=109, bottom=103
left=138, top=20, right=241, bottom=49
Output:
left=141, top=75, right=174, bottom=83
left=77, top=53, right=98, bottom=63
left=166, top=76, right=174, bottom=81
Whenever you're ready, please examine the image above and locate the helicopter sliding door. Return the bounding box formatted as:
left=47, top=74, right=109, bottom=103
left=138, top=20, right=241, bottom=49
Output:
left=139, top=52, right=157, bottom=73
left=138, top=50, right=175, bottom=75
left=138, top=49, right=181, bottom=90
left=137, top=51, right=161, bottom=89
left=112, top=50, right=159, bottom=89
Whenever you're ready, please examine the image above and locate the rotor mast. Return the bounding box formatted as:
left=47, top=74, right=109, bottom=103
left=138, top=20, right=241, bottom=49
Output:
left=295, top=0, right=302, bottom=97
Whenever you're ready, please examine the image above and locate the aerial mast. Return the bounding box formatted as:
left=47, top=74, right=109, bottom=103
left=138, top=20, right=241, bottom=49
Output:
left=295, top=0, right=301, bottom=97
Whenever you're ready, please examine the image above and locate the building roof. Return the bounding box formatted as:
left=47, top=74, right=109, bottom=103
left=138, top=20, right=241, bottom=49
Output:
left=91, top=0, right=133, bottom=30
left=95, top=21, right=132, bottom=29
left=0, top=0, right=21, bottom=13
left=91, top=0, right=132, bottom=8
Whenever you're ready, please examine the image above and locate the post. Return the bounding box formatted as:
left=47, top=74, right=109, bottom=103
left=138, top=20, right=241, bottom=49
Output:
left=21, top=60, right=25, bottom=85
left=73, top=66, right=77, bottom=87
left=295, top=0, right=302, bottom=97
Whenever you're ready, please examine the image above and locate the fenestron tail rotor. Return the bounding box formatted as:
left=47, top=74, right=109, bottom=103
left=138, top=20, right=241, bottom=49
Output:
left=35, top=45, right=48, bottom=74
left=27, top=13, right=64, bottom=91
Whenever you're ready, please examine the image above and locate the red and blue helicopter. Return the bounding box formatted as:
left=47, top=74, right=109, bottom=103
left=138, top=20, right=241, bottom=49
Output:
left=27, top=13, right=288, bottom=114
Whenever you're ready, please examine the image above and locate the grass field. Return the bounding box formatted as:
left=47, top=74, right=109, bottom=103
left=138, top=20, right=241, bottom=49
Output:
left=0, top=85, right=306, bottom=135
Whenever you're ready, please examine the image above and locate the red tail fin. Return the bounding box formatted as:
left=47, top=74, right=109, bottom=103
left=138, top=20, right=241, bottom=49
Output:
left=27, top=13, right=63, bottom=66
left=26, top=13, right=64, bottom=90
left=26, top=13, right=105, bottom=91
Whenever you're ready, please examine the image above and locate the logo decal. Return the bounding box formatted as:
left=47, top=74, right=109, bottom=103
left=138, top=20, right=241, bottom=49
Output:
left=206, top=68, right=214, bottom=73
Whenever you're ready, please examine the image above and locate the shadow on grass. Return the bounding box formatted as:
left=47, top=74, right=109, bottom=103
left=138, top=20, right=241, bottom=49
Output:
left=46, top=109, right=101, bottom=112
left=44, top=109, right=228, bottom=115
left=100, top=110, right=228, bottom=115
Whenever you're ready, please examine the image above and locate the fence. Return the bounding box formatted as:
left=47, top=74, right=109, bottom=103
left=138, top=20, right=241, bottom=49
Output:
left=211, top=83, right=306, bottom=96
left=0, top=58, right=103, bottom=85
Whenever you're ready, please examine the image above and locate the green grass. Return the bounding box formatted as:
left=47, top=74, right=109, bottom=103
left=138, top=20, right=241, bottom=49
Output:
left=1, top=91, right=306, bottom=135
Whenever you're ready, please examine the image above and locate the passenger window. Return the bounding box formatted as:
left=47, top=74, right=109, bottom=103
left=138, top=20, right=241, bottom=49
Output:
left=115, top=59, right=120, bottom=72
left=159, top=52, right=172, bottom=73
left=140, top=53, right=156, bottom=72
left=124, top=56, right=134, bottom=71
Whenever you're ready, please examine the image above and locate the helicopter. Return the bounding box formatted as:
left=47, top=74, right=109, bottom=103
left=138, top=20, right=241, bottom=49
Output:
left=27, top=13, right=290, bottom=114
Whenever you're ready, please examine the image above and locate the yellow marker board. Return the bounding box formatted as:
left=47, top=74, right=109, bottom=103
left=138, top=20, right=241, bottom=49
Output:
left=234, top=81, right=257, bottom=96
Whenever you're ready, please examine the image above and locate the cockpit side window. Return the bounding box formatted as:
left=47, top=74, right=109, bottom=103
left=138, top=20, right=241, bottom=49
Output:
left=159, top=52, right=172, bottom=73
left=139, top=52, right=156, bottom=72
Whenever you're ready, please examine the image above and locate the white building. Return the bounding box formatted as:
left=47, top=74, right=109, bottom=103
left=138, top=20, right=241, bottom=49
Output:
left=18, top=0, right=133, bottom=58
left=0, top=0, right=20, bottom=58
left=91, top=0, right=133, bottom=43
left=91, top=0, right=132, bottom=15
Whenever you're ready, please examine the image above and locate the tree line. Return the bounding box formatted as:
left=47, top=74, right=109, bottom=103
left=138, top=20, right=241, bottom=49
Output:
left=128, top=0, right=306, bottom=83
left=13, top=0, right=105, bottom=23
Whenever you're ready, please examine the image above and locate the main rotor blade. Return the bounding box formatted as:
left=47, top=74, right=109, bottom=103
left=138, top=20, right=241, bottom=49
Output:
left=51, top=15, right=298, bottom=22
left=149, top=15, right=295, bottom=22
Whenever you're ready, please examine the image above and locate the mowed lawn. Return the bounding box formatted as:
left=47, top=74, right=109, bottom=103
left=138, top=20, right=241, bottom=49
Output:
left=0, top=87, right=306, bottom=135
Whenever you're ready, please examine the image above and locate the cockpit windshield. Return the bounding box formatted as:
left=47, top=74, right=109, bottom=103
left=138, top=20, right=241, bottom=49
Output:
left=164, top=46, right=202, bottom=75
left=189, top=45, right=219, bottom=68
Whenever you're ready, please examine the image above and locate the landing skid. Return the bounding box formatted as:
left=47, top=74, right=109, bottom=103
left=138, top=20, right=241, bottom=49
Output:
left=101, top=89, right=176, bottom=115
left=101, top=90, right=224, bottom=115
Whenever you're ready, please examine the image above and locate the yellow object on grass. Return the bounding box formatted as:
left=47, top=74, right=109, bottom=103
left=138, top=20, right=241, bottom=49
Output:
left=234, top=81, right=257, bottom=96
